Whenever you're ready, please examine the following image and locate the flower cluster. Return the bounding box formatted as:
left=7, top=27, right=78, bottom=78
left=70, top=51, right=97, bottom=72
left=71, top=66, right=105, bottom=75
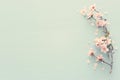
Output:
left=88, top=49, right=104, bottom=61
left=81, top=4, right=115, bottom=73
left=96, top=55, right=103, bottom=61
left=88, top=48, right=95, bottom=56
left=95, top=37, right=111, bottom=53
left=80, top=4, right=108, bottom=27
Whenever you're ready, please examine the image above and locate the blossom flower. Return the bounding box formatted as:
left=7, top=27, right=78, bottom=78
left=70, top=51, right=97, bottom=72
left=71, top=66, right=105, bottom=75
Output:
left=100, top=44, right=109, bottom=53
left=95, top=37, right=105, bottom=47
left=96, top=20, right=107, bottom=27
left=94, top=37, right=112, bottom=53
left=94, top=12, right=103, bottom=19
left=95, top=38, right=102, bottom=47
left=80, top=8, right=87, bottom=16
left=89, top=4, right=96, bottom=11
left=97, top=55, right=103, bottom=61
left=99, top=37, right=111, bottom=45
left=87, top=11, right=93, bottom=19
left=105, top=38, right=111, bottom=45
left=88, top=48, right=95, bottom=56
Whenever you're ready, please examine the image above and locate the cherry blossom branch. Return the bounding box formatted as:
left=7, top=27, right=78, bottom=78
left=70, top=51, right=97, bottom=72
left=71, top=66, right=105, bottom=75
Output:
left=93, top=54, right=112, bottom=66
left=88, top=48, right=113, bottom=73
left=81, top=4, right=115, bottom=73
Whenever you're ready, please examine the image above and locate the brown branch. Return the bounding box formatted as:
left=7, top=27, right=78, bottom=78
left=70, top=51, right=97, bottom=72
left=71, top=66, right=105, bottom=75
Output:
left=92, top=54, right=113, bottom=73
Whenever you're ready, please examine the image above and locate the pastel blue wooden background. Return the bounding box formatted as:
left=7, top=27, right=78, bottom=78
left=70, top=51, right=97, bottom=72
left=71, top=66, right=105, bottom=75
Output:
left=0, top=0, right=120, bottom=80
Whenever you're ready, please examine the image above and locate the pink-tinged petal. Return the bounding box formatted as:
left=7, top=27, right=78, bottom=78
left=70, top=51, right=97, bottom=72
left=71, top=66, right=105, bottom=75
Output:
left=101, top=44, right=109, bottom=53
left=88, top=48, right=95, bottom=56
left=89, top=4, right=96, bottom=11
left=96, top=20, right=107, bottom=27
left=94, top=38, right=102, bottom=47
left=80, top=8, right=87, bottom=16
left=97, top=55, right=103, bottom=61
left=94, top=12, right=103, bottom=19
left=87, top=11, right=93, bottom=18
left=106, top=38, right=111, bottom=45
